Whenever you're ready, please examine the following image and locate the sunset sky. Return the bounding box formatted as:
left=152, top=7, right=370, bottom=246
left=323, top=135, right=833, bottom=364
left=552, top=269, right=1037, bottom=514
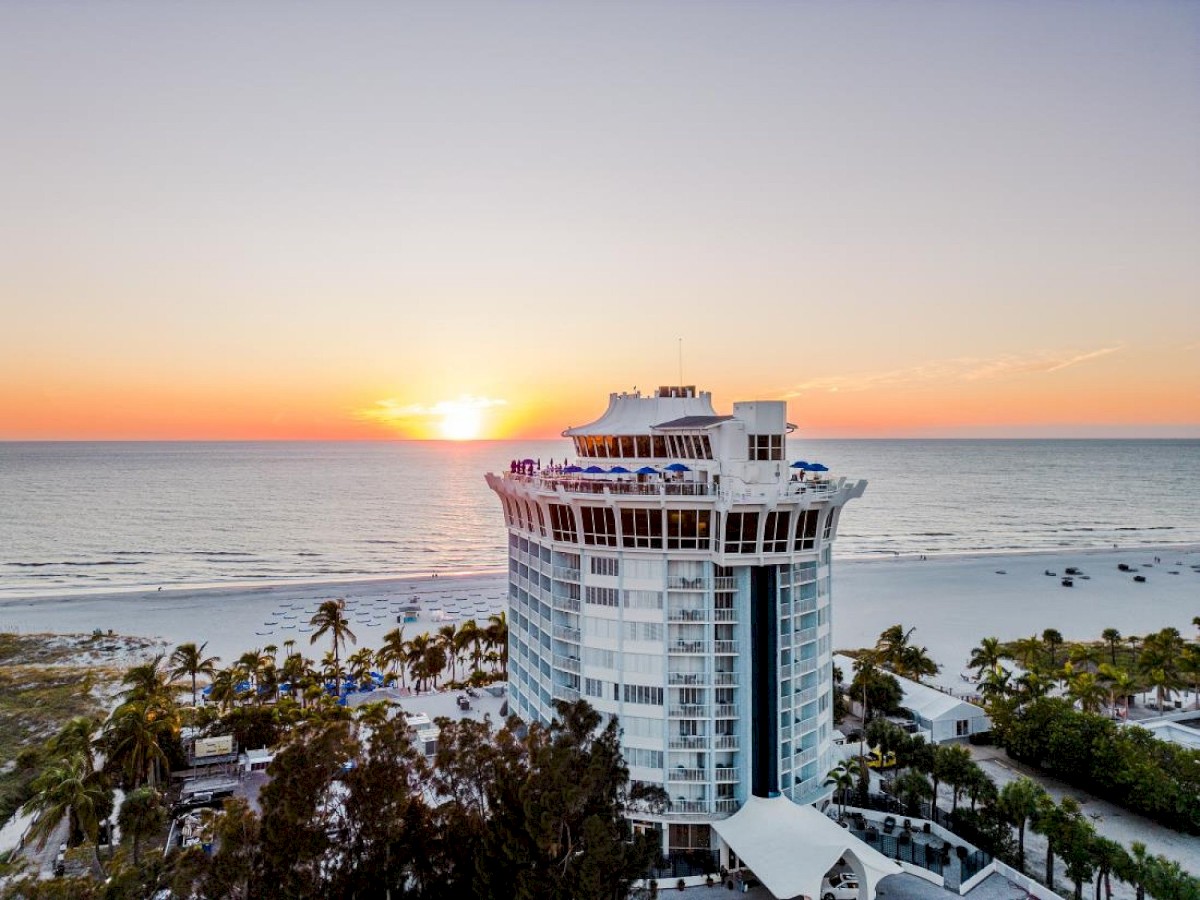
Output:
left=2, top=2, right=1197, bottom=440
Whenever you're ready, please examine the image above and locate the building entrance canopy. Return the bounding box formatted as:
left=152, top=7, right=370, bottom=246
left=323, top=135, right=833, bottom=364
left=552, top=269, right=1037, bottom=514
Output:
left=711, top=796, right=901, bottom=900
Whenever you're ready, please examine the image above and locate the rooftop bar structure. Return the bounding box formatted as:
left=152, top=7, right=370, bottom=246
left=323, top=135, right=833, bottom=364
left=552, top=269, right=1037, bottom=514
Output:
left=485, top=386, right=867, bottom=870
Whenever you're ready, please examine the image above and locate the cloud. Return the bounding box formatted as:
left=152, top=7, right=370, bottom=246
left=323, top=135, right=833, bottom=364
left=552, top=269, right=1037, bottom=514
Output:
left=357, top=394, right=507, bottom=424
left=781, top=346, right=1123, bottom=397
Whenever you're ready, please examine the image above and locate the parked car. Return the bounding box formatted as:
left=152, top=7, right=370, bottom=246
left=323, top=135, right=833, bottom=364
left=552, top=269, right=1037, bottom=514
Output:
left=822, top=871, right=860, bottom=900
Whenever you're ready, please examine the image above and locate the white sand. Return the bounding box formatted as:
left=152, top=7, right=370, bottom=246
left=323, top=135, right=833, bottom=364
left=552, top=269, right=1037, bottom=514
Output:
left=2, top=546, right=1197, bottom=679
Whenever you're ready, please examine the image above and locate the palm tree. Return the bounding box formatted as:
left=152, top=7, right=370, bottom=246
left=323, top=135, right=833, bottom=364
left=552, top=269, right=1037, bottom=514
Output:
left=1090, top=837, right=1127, bottom=900
left=346, top=647, right=376, bottom=687
left=117, top=786, right=165, bottom=864
left=1100, top=628, right=1122, bottom=666
left=999, top=777, right=1044, bottom=874
left=456, top=619, right=485, bottom=676
left=436, top=624, right=459, bottom=683
left=22, top=754, right=112, bottom=852
left=309, top=598, right=356, bottom=695
left=892, top=769, right=933, bottom=817
left=103, top=698, right=174, bottom=788
left=122, top=654, right=175, bottom=705
left=1067, top=672, right=1107, bottom=714
left=485, top=612, right=509, bottom=676
left=968, top=637, right=1004, bottom=676
left=1067, top=644, right=1101, bottom=674
left=406, top=633, right=436, bottom=691
left=207, top=666, right=240, bottom=712
left=1008, top=635, right=1045, bottom=671
left=1116, top=841, right=1152, bottom=900
left=1042, top=629, right=1064, bottom=668
left=977, top=667, right=1012, bottom=706
left=169, top=642, right=220, bottom=710
left=355, top=699, right=394, bottom=730
left=824, top=764, right=855, bottom=819
left=1098, top=664, right=1136, bottom=716
left=1179, top=646, right=1200, bottom=709
left=379, top=627, right=408, bottom=689
left=47, top=717, right=101, bottom=774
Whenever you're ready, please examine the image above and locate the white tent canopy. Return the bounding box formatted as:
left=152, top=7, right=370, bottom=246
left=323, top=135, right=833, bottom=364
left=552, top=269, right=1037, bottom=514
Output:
left=712, top=796, right=901, bottom=900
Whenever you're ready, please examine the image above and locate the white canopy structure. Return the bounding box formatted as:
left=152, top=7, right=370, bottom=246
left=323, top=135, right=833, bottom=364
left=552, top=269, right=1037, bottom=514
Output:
left=835, top=654, right=990, bottom=743
left=712, top=796, right=901, bottom=900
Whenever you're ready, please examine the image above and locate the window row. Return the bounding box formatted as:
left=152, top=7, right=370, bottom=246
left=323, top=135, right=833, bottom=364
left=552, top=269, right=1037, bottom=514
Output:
left=571, top=433, right=713, bottom=460
left=504, top=499, right=834, bottom=553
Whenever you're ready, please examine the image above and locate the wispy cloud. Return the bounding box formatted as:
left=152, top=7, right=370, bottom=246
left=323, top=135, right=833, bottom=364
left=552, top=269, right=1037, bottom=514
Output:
left=781, top=346, right=1123, bottom=397
left=357, top=395, right=507, bottom=424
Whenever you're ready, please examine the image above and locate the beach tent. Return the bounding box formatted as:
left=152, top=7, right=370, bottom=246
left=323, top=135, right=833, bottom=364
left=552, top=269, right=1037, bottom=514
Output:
left=835, top=654, right=991, bottom=743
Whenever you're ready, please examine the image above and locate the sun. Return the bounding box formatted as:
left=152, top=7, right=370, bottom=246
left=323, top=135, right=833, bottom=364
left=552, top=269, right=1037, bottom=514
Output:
left=438, top=401, right=484, bottom=440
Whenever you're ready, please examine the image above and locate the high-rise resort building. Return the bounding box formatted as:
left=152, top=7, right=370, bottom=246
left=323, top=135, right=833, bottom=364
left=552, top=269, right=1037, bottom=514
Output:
left=486, top=387, right=901, bottom=899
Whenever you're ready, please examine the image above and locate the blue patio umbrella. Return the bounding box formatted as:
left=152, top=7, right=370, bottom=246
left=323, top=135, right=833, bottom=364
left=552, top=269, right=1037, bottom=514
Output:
left=583, top=465, right=606, bottom=474
left=636, top=466, right=658, bottom=474
left=664, top=462, right=690, bottom=472
left=806, top=462, right=829, bottom=472
left=609, top=465, right=631, bottom=474
left=563, top=465, right=583, bottom=473
left=790, top=460, right=810, bottom=468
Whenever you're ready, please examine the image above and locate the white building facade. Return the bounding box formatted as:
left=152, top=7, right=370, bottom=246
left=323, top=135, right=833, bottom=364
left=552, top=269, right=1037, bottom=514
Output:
left=485, top=387, right=866, bottom=861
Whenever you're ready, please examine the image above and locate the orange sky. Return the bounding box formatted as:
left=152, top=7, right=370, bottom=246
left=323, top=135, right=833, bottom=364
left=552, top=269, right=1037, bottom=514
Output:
left=2, top=4, right=1198, bottom=440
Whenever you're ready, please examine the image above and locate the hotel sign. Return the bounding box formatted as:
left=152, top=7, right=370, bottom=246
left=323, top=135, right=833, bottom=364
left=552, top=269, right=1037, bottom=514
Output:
left=193, top=735, right=234, bottom=758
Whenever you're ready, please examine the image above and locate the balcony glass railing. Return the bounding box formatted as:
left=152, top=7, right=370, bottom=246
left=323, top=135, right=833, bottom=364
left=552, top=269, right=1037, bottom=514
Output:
left=667, top=767, right=707, bottom=782
left=669, top=705, right=710, bottom=718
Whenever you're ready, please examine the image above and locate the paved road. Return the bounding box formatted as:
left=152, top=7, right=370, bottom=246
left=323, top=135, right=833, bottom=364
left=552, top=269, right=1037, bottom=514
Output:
left=967, top=744, right=1200, bottom=897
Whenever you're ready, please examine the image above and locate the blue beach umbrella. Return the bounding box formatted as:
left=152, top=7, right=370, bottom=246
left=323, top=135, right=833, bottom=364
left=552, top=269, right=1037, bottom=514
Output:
left=790, top=460, right=810, bottom=468
left=609, top=466, right=631, bottom=474
left=664, top=462, right=690, bottom=472
left=584, top=465, right=606, bottom=474
left=806, top=462, right=829, bottom=472
left=636, top=466, right=658, bottom=475
left=563, top=465, right=583, bottom=473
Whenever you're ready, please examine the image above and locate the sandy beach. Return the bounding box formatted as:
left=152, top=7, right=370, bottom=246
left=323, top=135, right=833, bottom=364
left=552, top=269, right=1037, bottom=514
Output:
left=2, top=545, right=1197, bottom=682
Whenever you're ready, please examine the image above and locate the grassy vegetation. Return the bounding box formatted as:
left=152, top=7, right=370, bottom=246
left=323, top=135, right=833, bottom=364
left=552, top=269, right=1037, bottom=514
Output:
left=0, top=633, right=156, bottom=827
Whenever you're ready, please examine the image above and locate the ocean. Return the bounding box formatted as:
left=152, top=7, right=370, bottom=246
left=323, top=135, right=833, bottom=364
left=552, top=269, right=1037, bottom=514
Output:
left=2, top=440, right=1197, bottom=597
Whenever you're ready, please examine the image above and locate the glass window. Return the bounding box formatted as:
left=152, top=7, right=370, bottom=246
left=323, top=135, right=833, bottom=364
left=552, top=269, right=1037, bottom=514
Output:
left=549, top=504, right=577, bottom=543
left=723, top=511, right=759, bottom=553
left=764, top=510, right=791, bottom=552
left=667, top=509, right=711, bottom=550
left=620, top=507, right=664, bottom=549
left=793, top=509, right=819, bottom=551
left=748, top=434, right=784, bottom=461
left=580, top=506, right=618, bottom=546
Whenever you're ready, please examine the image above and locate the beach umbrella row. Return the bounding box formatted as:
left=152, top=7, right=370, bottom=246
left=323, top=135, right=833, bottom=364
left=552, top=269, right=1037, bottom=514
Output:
left=559, top=463, right=692, bottom=474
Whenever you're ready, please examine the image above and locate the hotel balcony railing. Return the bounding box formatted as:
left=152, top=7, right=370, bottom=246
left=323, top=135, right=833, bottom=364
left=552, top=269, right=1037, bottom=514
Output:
left=713, top=671, right=737, bottom=686
left=794, top=746, right=819, bottom=766
left=714, top=704, right=739, bottom=718
left=668, top=767, right=707, bottom=783
left=795, top=657, right=820, bottom=675
left=553, top=684, right=580, bottom=703
left=792, top=775, right=823, bottom=796
left=552, top=566, right=581, bottom=582
left=509, top=473, right=716, bottom=498
left=669, top=640, right=709, bottom=655
left=713, top=576, right=738, bottom=591
left=669, top=735, right=709, bottom=749
left=552, top=596, right=580, bottom=613
left=553, top=624, right=581, bottom=643
left=797, top=597, right=819, bottom=615
left=667, top=576, right=708, bottom=590
left=668, top=672, right=708, bottom=686
left=669, top=799, right=712, bottom=816
left=796, top=626, right=819, bottom=644
left=553, top=654, right=581, bottom=674
left=714, top=608, right=736, bottom=622
left=715, top=798, right=739, bottom=814
left=714, top=640, right=739, bottom=654
left=714, top=767, right=738, bottom=783
left=714, top=735, right=739, bottom=750
left=669, top=705, right=710, bottom=719
left=667, top=608, right=708, bottom=622
left=794, top=686, right=820, bottom=705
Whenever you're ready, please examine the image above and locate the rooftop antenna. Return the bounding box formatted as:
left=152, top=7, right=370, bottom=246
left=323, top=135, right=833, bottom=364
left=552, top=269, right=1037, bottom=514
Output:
left=678, top=337, right=683, bottom=388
